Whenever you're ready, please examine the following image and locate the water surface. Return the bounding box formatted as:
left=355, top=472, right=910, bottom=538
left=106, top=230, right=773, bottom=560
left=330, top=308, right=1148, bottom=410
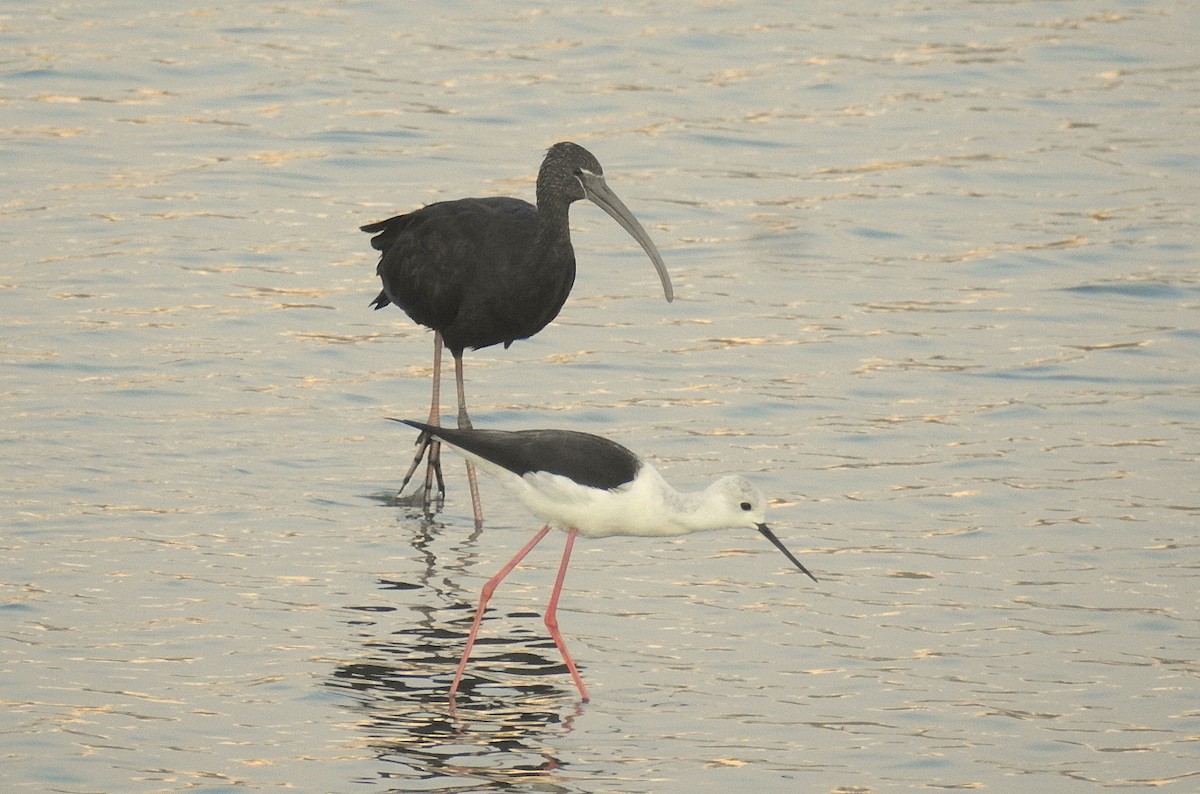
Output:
left=3, top=1, right=1197, bottom=791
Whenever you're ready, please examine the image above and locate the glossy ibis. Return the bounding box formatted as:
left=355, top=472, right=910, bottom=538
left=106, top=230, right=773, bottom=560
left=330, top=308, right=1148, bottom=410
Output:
left=365, top=143, right=674, bottom=525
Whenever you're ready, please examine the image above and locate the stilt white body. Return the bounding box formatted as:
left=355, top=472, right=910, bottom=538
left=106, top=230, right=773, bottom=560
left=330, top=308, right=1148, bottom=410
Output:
left=394, top=420, right=817, bottom=702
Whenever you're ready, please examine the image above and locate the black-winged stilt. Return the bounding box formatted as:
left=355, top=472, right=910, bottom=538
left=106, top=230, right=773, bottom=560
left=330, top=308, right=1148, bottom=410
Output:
left=394, top=419, right=817, bottom=702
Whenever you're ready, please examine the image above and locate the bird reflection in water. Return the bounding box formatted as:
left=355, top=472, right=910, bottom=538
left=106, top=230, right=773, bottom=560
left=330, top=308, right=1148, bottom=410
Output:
left=329, top=542, right=586, bottom=791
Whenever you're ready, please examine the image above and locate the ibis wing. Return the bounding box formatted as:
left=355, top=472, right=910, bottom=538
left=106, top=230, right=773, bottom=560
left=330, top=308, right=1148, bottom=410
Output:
left=365, top=197, right=538, bottom=348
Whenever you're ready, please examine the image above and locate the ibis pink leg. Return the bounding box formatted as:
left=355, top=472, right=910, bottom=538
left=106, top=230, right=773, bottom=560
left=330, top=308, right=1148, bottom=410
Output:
left=396, top=333, right=446, bottom=504
left=452, top=350, right=485, bottom=528
left=545, top=528, right=589, bottom=701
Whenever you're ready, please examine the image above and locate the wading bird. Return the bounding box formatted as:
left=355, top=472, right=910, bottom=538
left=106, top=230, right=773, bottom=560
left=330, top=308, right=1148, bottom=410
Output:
left=394, top=419, right=817, bottom=703
left=365, top=143, right=674, bottom=525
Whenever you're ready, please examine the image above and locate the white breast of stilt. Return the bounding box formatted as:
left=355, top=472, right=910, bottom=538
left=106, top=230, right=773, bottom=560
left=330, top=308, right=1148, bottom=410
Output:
left=500, top=463, right=697, bottom=539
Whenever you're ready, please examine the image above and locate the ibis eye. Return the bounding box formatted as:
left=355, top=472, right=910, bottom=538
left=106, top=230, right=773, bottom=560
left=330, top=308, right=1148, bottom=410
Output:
left=739, top=501, right=752, bottom=511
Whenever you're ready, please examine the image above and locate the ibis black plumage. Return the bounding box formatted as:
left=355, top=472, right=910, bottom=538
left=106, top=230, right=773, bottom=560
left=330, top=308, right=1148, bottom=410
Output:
left=364, top=142, right=674, bottom=524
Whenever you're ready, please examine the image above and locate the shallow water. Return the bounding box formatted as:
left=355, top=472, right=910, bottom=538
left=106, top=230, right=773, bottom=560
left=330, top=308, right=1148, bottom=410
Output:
left=3, top=1, right=1198, bottom=791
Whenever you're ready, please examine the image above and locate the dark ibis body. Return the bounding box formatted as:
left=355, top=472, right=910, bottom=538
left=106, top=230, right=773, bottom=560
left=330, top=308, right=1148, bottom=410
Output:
left=364, top=142, right=673, bottom=525
left=394, top=419, right=818, bottom=703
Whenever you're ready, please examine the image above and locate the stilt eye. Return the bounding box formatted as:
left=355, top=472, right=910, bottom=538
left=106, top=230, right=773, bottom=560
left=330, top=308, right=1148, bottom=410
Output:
left=739, top=501, right=752, bottom=511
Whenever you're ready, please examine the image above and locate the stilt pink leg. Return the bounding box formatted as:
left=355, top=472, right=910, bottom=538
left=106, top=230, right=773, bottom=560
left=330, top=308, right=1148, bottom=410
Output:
left=452, top=351, right=484, bottom=528
left=545, top=528, right=589, bottom=702
left=396, top=334, right=445, bottom=505
left=449, top=525, right=554, bottom=701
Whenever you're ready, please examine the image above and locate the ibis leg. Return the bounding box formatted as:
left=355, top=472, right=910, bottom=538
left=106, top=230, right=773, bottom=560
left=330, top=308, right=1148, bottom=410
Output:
left=449, top=524, right=554, bottom=701
left=545, top=528, right=589, bottom=702
left=395, top=333, right=445, bottom=507
left=424, top=334, right=446, bottom=501
left=452, top=351, right=484, bottom=528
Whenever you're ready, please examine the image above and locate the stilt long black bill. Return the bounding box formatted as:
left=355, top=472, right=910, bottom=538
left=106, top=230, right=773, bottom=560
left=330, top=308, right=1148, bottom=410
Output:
left=757, top=524, right=818, bottom=583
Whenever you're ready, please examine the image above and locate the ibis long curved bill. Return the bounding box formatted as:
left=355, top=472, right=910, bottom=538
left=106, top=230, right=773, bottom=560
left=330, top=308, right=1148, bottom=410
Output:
left=579, top=170, right=674, bottom=303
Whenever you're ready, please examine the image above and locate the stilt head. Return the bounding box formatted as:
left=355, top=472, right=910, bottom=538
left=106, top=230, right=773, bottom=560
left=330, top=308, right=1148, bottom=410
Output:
left=704, top=475, right=771, bottom=528
left=707, top=476, right=819, bottom=583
